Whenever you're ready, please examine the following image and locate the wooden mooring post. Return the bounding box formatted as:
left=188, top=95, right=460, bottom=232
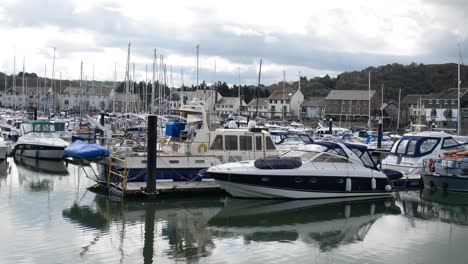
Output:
left=146, top=115, right=157, bottom=193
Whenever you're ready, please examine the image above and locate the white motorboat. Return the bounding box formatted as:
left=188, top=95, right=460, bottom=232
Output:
left=107, top=99, right=281, bottom=182
left=381, top=131, right=466, bottom=175
left=206, top=142, right=401, bottom=199
left=13, top=120, right=70, bottom=159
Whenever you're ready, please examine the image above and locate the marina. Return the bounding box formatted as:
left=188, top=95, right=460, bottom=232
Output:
left=2, top=1, right=468, bottom=263
left=1, top=159, right=468, bottom=263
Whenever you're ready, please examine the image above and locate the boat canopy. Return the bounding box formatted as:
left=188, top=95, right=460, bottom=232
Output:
left=389, top=135, right=464, bottom=158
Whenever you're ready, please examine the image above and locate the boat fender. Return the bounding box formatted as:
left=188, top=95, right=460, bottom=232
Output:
left=370, top=203, right=375, bottom=216
left=384, top=185, right=392, bottom=191
left=345, top=178, right=352, bottom=192
left=197, top=143, right=207, bottom=154
left=371, top=177, right=376, bottom=190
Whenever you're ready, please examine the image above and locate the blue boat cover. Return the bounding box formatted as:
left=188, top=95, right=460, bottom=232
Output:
left=165, top=122, right=186, bottom=137
left=64, top=140, right=110, bottom=158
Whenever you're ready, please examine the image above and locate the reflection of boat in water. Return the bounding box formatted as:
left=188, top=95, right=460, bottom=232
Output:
left=62, top=195, right=224, bottom=261
left=397, top=189, right=468, bottom=227
left=208, top=197, right=400, bottom=250
left=14, top=156, right=69, bottom=175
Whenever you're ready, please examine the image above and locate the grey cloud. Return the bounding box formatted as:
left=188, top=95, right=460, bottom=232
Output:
left=3, top=0, right=468, bottom=84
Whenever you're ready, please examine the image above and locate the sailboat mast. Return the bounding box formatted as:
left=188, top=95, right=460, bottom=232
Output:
left=151, top=49, right=156, bottom=114
left=145, top=64, right=148, bottom=113
left=368, top=71, right=371, bottom=130
left=381, top=83, right=384, bottom=125
left=238, top=67, right=241, bottom=116
left=282, top=70, right=286, bottom=121
left=458, top=44, right=462, bottom=136
left=125, top=42, right=131, bottom=113
left=22, top=57, right=25, bottom=111
left=397, top=88, right=401, bottom=131
left=298, top=71, right=301, bottom=121
left=256, top=59, right=262, bottom=117
left=113, top=63, right=116, bottom=113
left=13, top=49, right=16, bottom=111
left=80, top=62, right=83, bottom=117
left=196, top=44, right=200, bottom=91
left=51, top=47, right=56, bottom=113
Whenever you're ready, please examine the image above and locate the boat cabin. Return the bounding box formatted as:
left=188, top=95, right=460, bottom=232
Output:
left=388, top=133, right=464, bottom=158
left=20, top=120, right=56, bottom=135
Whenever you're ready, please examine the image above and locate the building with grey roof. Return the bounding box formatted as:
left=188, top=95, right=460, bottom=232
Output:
left=324, top=90, right=380, bottom=119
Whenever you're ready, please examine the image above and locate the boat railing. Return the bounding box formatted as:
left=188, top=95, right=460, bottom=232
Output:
left=107, top=156, right=128, bottom=193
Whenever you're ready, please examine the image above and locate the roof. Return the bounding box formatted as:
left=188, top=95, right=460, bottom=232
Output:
left=267, top=90, right=296, bottom=100
left=325, top=90, right=376, bottom=100
left=300, top=97, right=326, bottom=107
left=248, top=98, right=268, bottom=106
left=427, top=88, right=468, bottom=100
left=401, top=94, right=431, bottom=105
left=216, top=97, right=244, bottom=105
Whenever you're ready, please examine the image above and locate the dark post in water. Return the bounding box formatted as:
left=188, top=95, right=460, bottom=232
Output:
left=146, top=115, right=157, bottom=193
left=34, top=107, right=37, bottom=120
left=377, top=118, right=383, bottom=149
left=329, top=118, right=333, bottom=134
left=99, top=111, right=105, bottom=144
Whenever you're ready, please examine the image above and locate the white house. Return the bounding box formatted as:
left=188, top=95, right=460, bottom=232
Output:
left=266, top=89, right=304, bottom=119
left=215, top=97, right=246, bottom=117
left=247, top=98, right=268, bottom=117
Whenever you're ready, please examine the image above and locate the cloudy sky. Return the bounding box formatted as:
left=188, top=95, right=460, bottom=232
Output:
left=0, top=0, right=467, bottom=86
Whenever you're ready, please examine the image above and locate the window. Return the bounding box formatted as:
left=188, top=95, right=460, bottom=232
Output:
left=313, top=153, right=349, bottom=163
left=270, top=100, right=273, bottom=103
left=396, top=139, right=409, bottom=154
left=281, top=100, right=284, bottom=104
left=356, top=108, right=360, bottom=114
left=407, top=140, right=417, bottom=155
left=283, top=106, right=287, bottom=114
left=256, top=136, right=262, bottom=150
left=210, top=135, right=223, bottom=150
left=334, top=100, right=338, bottom=105
left=225, top=135, right=238, bottom=150
left=274, top=100, right=277, bottom=104
left=265, top=136, right=276, bottom=150
left=443, top=138, right=460, bottom=149
left=239, top=136, right=252, bottom=151
left=419, top=138, right=439, bottom=154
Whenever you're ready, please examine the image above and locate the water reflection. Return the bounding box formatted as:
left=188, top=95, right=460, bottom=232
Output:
left=208, top=197, right=401, bottom=252
left=62, top=195, right=224, bottom=263
left=421, top=190, right=468, bottom=228
left=0, top=159, right=9, bottom=187
left=14, top=156, right=69, bottom=192
left=14, top=156, right=69, bottom=175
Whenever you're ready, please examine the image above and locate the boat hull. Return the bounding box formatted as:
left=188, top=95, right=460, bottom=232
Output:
left=422, top=174, right=468, bottom=192
left=208, top=172, right=392, bottom=199
left=214, top=180, right=391, bottom=199
left=13, top=145, right=66, bottom=160
left=104, top=167, right=209, bottom=182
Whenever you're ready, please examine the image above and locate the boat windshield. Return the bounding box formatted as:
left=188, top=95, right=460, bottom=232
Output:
left=282, top=150, right=320, bottom=162
left=350, top=148, right=377, bottom=169
left=22, top=123, right=56, bottom=134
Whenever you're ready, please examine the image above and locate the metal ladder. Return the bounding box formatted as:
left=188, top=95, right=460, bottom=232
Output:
left=107, top=156, right=128, bottom=193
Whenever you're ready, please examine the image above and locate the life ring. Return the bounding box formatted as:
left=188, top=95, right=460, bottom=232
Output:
left=197, top=143, right=208, bottom=153
left=160, top=138, right=168, bottom=147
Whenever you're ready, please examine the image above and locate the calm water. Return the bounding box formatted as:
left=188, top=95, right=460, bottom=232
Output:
left=1, top=157, right=468, bottom=264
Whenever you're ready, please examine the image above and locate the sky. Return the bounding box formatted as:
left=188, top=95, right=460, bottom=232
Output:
left=0, top=0, right=467, bottom=87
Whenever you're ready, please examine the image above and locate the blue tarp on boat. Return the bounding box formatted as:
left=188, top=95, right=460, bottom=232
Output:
left=64, top=140, right=110, bottom=158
